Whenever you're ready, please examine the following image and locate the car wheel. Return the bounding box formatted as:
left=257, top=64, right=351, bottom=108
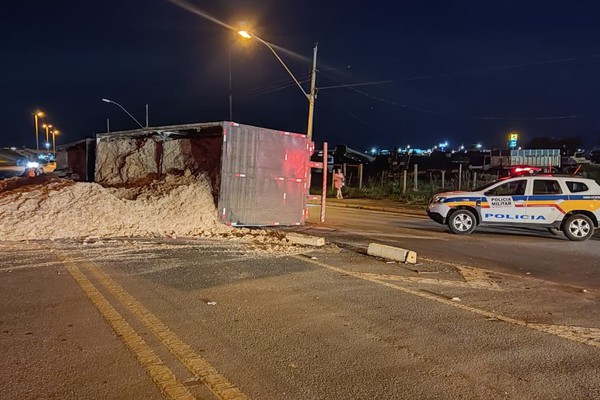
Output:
left=562, top=214, right=595, bottom=241
left=448, top=209, right=477, bottom=235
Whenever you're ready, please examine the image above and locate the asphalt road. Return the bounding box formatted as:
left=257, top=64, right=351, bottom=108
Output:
left=306, top=204, right=600, bottom=290
left=1, top=237, right=599, bottom=399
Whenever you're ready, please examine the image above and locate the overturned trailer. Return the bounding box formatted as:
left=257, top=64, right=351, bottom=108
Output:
left=55, top=138, right=96, bottom=181
left=95, top=122, right=313, bottom=226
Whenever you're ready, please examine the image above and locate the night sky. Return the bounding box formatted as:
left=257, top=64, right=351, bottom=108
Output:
left=2, top=0, right=600, bottom=151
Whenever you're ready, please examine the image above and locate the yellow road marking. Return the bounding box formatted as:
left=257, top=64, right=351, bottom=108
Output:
left=61, top=256, right=196, bottom=400
left=81, top=259, right=249, bottom=400
left=294, top=255, right=600, bottom=350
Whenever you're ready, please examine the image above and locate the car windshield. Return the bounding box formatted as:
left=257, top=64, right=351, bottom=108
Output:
left=473, top=177, right=511, bottom=192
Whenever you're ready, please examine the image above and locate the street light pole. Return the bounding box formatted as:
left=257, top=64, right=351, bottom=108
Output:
left=42, top=123, right=52, bottom=149
left=101, top=98, right=145, bottom=129
left=45, top=124, right=51, bottom=143
left=51, top=130, right=59, bottom=157
left=238, top=31, right=317, bottom=139
left=33, top=111, right=43, bottom=153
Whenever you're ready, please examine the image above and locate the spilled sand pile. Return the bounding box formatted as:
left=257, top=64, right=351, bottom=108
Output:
left=0, top=173, right=236, bottom=241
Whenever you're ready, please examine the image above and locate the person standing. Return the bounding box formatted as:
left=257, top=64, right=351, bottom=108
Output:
left=334, top=168, right=345, bottom=199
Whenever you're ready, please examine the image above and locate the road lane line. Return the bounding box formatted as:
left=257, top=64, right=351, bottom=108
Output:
left=82, top=260, right=249, bottom=400
left=294, top=255, right=600, bottom=350
left=419, top=256, right=596, bottom=294
left=528, top=324, right=600, bottom=344
left=60, top=256, right=196, bottom=400
left=358, top=272, right=501, bottom=291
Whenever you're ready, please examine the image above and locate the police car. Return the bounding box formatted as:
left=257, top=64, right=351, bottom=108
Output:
left=427, top=174, right=600, bottom=241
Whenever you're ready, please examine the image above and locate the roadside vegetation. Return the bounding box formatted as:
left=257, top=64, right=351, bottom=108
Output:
left=581, top=164, right=600, bottom=183
left=321, top=172, right=498, bottom=205
left=319, top=166, right=600, bottom=205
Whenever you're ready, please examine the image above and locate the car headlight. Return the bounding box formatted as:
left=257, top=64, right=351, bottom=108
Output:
left=26, top=162, right=40, bottom=168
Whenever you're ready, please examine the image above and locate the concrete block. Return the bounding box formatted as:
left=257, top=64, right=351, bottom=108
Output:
left=286, top=233, right=326, bottom=247
left=367, top=243, right=417, bottom=264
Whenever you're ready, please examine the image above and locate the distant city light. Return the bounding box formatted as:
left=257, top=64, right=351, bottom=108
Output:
left=371, top=147, right=377, bottom=155
left=459, top=145, right=465, bottom=150
left=476, top=144, right=482, bottom=149
left=45, top=142, right=50, bottom=149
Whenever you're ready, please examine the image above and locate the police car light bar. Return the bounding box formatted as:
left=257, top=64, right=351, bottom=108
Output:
left=510, top=166, right=543, bottom=176
left=514, top=167, right=532, bottom=173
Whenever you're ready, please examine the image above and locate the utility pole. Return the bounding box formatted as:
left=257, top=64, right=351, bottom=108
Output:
left=306, top=43, right=318, bottom=139
left=145, top=104, right=149, bottom=128
left=228, top=46, right=233, bottom=121
left=106, top=118, right=110, bottom=133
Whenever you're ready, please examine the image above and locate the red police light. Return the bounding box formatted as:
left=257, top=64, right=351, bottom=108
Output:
left=510, top=166, right=542, bottom=176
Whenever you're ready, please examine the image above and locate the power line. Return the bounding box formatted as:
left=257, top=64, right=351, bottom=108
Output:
left=237, top=77, right=312, bottom=101
left=318, top=80, right=394, bottom=91
left=320, top=71, right=583, bottom=121
left=246, top=74, right=311, bottom=95
left=402, top=54, right=600, bottom=82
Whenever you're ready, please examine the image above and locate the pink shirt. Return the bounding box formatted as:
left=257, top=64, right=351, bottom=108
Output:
left=334, top=173, right=345, bottom=189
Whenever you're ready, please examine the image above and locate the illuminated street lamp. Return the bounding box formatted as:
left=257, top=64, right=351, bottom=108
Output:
left=51, top=129, right=60, bottom=156
left=238, top=30, right=318, bottom=139
left=101, top=98, right=145, bottom=129
left=42, top=123, right=53, bottom=144
left=32, top=111, right=44, bottom=152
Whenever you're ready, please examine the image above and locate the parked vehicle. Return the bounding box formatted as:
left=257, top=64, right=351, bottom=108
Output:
left=427, top=174, right=600, bottom=241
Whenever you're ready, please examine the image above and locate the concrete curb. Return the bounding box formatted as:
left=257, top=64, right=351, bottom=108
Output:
left=286, top=232, right=326, bottom=247
left=367, top=243, right=417, bottom=264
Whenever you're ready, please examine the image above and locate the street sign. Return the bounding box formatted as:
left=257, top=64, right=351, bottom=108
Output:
left=508, top=132, right=518, bottom=149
